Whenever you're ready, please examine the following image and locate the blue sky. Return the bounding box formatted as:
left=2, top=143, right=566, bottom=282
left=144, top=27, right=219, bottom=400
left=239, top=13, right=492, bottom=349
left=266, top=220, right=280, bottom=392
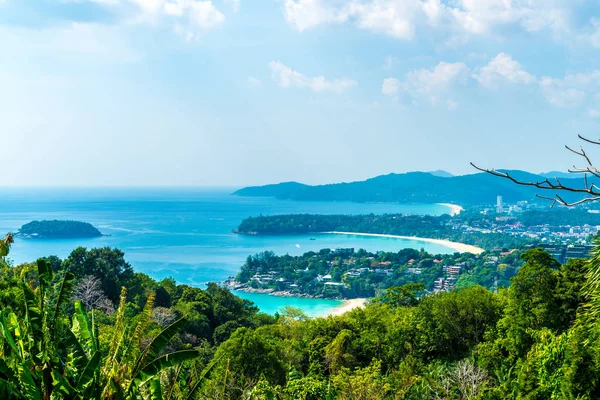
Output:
left=2, top=0, right=600, bottom=186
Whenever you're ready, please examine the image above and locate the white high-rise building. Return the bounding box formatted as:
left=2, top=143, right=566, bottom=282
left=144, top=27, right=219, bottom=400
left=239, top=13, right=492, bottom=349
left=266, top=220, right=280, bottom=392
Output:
left=496, top=195, right=503, bottom=213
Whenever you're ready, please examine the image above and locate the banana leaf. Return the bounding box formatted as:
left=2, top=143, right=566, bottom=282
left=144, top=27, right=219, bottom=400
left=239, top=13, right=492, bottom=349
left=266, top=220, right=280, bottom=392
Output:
left=17, top=360, right=41, bottom=400
left=36, top=259, right=53, bottom=293
left=0, top=311, right=20, bottom=357
left=134, top=350, right=200, bottom=388
left=149, top=378, right=163, bottom=400
left=73, top=301, right=97, bottom=354
left=76, top=350, right=102, bottom=389
left=51, top=368, right=76, bottom=398
left=133, top=318, right=187, bottom=376
left=53, top=271, right=76, bottom=323
left=62, top=328, right=89, bottom=373
left=183, top=353, right=223, bottom=400
left=22, top=281, right=43, bottom=350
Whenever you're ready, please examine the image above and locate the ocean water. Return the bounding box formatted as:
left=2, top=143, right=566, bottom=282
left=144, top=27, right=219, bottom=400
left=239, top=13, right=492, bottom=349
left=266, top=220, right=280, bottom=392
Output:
left=0, top=188, right=453, bottom=316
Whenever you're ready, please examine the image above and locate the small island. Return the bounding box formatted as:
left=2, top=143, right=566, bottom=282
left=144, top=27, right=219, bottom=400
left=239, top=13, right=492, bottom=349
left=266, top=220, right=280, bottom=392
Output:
left=16, top=220, right=103, bottom=239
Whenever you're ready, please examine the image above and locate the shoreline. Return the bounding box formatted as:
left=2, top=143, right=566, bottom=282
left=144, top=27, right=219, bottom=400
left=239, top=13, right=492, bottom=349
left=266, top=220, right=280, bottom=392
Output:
left=229, top=287, right=369, bottom=318
left=228, top=284, right=368, bottom=317
left=437, top=203, right=463, bottom=216
left=326, top=231, right=484, bottom=254
left=325, top=298, right=368, bottom=317
left=230, top=285, right=320, bottom=299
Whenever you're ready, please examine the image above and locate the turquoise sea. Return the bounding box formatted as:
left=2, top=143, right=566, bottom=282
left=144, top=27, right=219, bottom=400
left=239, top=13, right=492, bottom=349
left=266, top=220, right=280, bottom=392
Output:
left=0, top=188, right=454, bottom=316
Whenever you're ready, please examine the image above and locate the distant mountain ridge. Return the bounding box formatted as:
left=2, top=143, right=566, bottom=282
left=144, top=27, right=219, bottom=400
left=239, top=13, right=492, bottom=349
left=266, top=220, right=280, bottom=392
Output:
left=539, top=171, right=580, bottom=179
left=233, top=170, right=596, bottom=205
left=427, top=170, right=454, bottom=178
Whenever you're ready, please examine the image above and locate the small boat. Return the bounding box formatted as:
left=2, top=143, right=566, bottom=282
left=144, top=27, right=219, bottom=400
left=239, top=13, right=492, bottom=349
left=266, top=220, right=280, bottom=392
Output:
left=309, top=238, right=316, bottom=241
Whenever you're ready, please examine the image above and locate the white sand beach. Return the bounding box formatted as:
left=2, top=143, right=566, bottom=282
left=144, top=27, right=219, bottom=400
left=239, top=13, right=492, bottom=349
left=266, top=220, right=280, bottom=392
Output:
left=438, top=203, right=464, bottom=216
left=326, top=298, right=368, bottom=316
left=327, top=231, right=485, bottom=255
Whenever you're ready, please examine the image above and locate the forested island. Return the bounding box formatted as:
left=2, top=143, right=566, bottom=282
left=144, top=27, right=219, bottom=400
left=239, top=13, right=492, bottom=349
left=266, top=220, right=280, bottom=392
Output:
left=16, top=220, right=103, bottom=239
left=227, top=247, right=523, bottom=299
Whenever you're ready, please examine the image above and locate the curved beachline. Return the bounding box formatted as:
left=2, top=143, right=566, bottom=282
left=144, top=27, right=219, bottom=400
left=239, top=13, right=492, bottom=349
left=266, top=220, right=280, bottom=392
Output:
left=437, top=203, right=464, bottom=216
left=326, top=231, right=485, bottom=255
left=325, top=298, right=368, bottom=317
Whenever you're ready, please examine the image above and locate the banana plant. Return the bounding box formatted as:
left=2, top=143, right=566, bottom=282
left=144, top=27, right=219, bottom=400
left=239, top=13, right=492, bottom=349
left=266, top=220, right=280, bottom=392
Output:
left=0, top=258, right=76, bottom=399
left=98, top=288, right=201, bottom=399
left=0, top=257, right=205, bottom=399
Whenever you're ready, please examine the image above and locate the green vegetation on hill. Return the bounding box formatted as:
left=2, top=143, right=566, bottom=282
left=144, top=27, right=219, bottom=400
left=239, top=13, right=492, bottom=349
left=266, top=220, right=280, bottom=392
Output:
left=233, top=170, right=599, bottom=205
left=17, top=220, right=103, bottom=239
left=2, top=230, right=600, bottom=399
left=0, top=234, right=275, bottom=398
left=236, top=213, right=531, bottom=250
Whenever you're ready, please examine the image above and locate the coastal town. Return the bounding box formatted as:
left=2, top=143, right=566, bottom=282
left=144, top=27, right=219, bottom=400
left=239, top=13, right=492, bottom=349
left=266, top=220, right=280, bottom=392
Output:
left=451, top=197, right=599, bottom=251
left=223, top=243, right=524, bottom=299
left=225, top=197, right=600, bottom=299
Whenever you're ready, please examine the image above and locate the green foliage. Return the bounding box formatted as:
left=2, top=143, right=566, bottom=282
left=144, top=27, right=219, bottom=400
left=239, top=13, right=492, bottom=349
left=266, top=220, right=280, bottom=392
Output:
left=0, top=232, right=13, bottom=258
left=0, top=247, right=219, bottom=399
left=62, top=246, right=134, bottom=303
left=2, top=230, right=600, bottom=399
left=498, top=249, right=563, bottom=358
left=378, top=283, right=425, bottom=308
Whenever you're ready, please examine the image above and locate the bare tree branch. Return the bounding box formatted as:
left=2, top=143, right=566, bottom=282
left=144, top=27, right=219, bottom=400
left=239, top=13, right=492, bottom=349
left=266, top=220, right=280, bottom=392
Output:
left=471, top=134, right=600, bottom=207
left=578, top=134, right=600, bottom=145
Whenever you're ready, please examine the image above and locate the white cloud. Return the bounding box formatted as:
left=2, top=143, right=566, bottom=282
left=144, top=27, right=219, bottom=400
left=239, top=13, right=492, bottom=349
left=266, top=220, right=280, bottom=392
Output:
left=283, top=0, right=420, bottom=39
left=164, top=0, right=224, bottom=31
left=382, top=61, right=469, bottom=106
left=281, top=0, right=575, bottom=43
left=88, top=0, right=225, bottom=37
left=585, top=19, right=600, bottom=48
left=346, top=1, right=420, bottom=39
left=247, top=76, right=261, bottom=87
left=405, top=61, right=469, bottom=102
left=539, top=75, right=592, bottom=108
left=474, top=53, right=535, bottom=89
left=224, top=0, right=240, bottom=13
left=446, top=98, right=458, bottom=110
left=447, top=0, right=568, bottom=35
left=380, top=53, right=600, bottom=117
left=383, top=56, right=395, bottom=70
left=588, top=108, right=600, bottom=119
left=268, top=61, right=356, bottom=93
left=381, top=77, right=399, bottom=96
left=282, top=0, right=348, bottom=31
left=538, top=71, right=600, bottom=108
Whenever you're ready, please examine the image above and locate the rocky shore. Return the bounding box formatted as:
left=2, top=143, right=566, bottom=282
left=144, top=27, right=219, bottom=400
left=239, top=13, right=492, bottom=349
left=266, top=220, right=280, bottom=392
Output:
left=223, top=279, right=335, bottom=299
